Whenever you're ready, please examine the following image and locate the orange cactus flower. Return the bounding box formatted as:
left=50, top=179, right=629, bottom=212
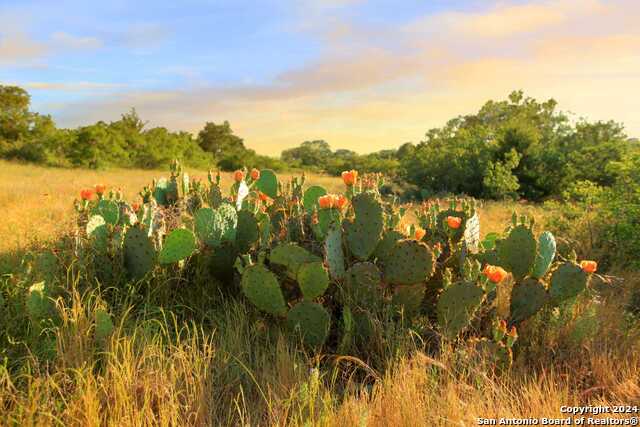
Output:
left=132, top=202, right=141, bottom=212
left=414, top=227, right=426, bottom=241
left=318, top=194, right=334, bottom=209
left=508, top=326, right=518, bottom=338
left=499, top=319, right=508, bottom=333
left=258, top=191, right=269, bottom=202
left=250, top=168, right=260, bottom=180
left=483, top=264, right=508, bottom=284
left=446, top=216, right=462, bottom=229
left=233, top=170, right=244, bottom=183
left=80, top=188, right=94, bottom=201
left=334, top=194, right=348, bottom=210
left=580, top=260, right=597, bottom=273
left=94, top=184, right=107, bottom=194
left=341, top=170, right=358, bottom=186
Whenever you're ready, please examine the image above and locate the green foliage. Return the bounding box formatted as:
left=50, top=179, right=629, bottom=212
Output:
left=287, top=301, right=331, bottom=347
left=297, top=262, right=330, bottom=301
left=123, top=226, right=156, bottom=280
left=241, top=264, right=287, bottom=316
left=549, top=263, right=588, bottom=304
left=255, top=169, right=278, bottom=199
left=158, top=229, right=197, bottom=264
left=437, top=281, right=484, bottom=339
left=510, top=279, right=547, bottom=323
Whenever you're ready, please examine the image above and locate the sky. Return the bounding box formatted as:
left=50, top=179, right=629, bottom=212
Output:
left=1, top=0, right=639, bottom=155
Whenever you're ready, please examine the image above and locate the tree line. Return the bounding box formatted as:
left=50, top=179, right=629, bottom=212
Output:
left=1, top=85, right=637, bottom=201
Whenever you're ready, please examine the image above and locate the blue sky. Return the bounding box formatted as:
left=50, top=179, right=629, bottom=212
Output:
left=1, top=0, right=639, bottom=154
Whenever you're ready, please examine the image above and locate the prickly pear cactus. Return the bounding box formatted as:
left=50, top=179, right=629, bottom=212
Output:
left=345, top=192, right=384, bottom=261
left=303, top=186, right=327, bottom=213
left=374, top=230, right=405, bottom=265
left=218, top=204, right=238, bottom=241
left=123, top=225, right=156, bottom=280
left=241, top=264, right=287, bottom=316
left=510, top=278, right=547, bottom=323
left=236, top=210, right=260, bottom=253
left=342, top=262, right=383, bottom=309
left=270, top=243, right=321, bottom=279
left=437, top=281, right=484, bottom=339
left=297, top=261, right=330, bottom=300
left=549, top=262, right=588, bottom=304
left=324, top=223, right=345, bottom=280
left=497, top=225, right=537, bottom=280
left=210, top=241, right=238, bottom=283
left=158, top=228, right=196, bottom=264
left=194, top=207, right=224, bottom=247
left=383, top=240, right=435, bottom=286
left=287, top=301, right=331, bottom=347
left=337, top=306, right=354, bottom=354
left=392, top=283, right=424, bottom=319
left=93, top=199, right=120, bottom=225
left=463, top=213, right=480, bottom=252
left=532, top=231, right=556, bottom=279
left=86, top=214, right=108, bottom=252
left=95, top=308, right=114, bottom=342
left=26, top=281, right=52, bottom=321
left=255, top=169, right=278, bottom=199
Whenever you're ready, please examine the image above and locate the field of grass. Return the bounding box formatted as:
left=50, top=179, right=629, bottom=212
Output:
left=1, top=162, right=638, bottom=426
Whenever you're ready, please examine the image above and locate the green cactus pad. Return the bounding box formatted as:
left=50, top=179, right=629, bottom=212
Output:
left=95, top=308, right=114, bottom=342
left=374, top=230, right=405, bottom=265
left=153, top=178, right=169, bottom=206
left=241, top=264, right=287, bottom=316
left=383, top=240, right=435, bottom=286
left=208, top=185, right=223, bottom=208
left=287, top=301, right=331, bottom=348
left=93, top=199, right=120, bottom=225
left=532, top=231, right=556, bottom=279
left=314, top=207, right=340, bottom=240
left=123, top=226, right=156, bottom=280
left=324, top=223, right=345, bottom=280
left=86, top=214, right=108, bottom=252
left=297, top=261, right=330, bottom=300
left=345, top=192, right=384, bottom=261
left=303, top=186, right=327, bottom=213
left=217, top=203, right=238, bottom=241
left=337, top=306, right=354, bottom=354
left=270, top=243, right=321, bottom=279
left=255, top=169, right=278, bottom=199
left=510, top=278, right=548, bottom=323
left=549, top=262, right=588, bottom=303
left=34, top=250, right=59, bottom=285
left=158, top=228, right=196, bottom=264
left=236, top=210, right=260, bottom=253
left=497, top=225, right=537, bottom=280
left=210, top=241, right=238, bottom=283
left=26, top=281, right=52, bottom=321
left=437, top=281, right=484, bottom=339
left=392, top=284, right=424, bottom=319
left=342, top=262, right=383, bottom=309
left=194, top=207, right=223, bottom=247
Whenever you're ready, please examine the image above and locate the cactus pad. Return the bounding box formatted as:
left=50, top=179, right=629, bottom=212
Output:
left=437, top=281, right=484, bottom=339
left=342, top=262, right=383, bottom=309
left=241, top=264, right=287, bottom=316
left=93, top=199, right=120, bottom=225
left=217, top=203, right=238, bottom=241
left=392, top=284, right=424, bottom=319
left=550, top=262, right=588, bottom=303
left=26, top=281, right=52, bottom=321
left=255, top=169, right=278, bottom=199
left=532, top=231, right=556, bottom=279
left=303, top=185, right=327, bottom=213
left=510, top=278, right=547, bottom=323
left=297, top=261, right=330, bottom=300
left=95, top=308, right=114, bottom=342
left=270, top=243, right=321, bottom=279
left=86, top=214, right=108, bottom=252
left=158, top=228, right=196, bottom=264
left=236, top=210, right=260, bottom=253
left=497, top=225, right=537, bottom=280
left=437, top=209, right=467, bottom=241
left=123, top=226, right=156, bottom=280
left=194, top=207, right=224, bottom=247
left=374, top=230, right=405, bottom=265
left=345, top=192, right=384, bottom=261
left=287, top=301, right=331, bottom=347
left=383, top=240, right=435, bottom=286
left=324, top=223, right=345, bottom=280
left=210, top=241, right=238, bottom=283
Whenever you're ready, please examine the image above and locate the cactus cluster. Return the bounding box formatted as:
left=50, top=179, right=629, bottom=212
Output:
left=69, top=162, right=599, bottom=357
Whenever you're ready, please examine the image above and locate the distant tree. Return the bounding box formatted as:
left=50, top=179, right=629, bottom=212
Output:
left=197, top=121, right=246, bottom=158
left=281, top=140, right=332, bottom=168
left=0, top=85, right=32, bottom=143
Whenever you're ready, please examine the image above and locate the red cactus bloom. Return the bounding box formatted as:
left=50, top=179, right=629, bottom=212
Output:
left=233, top=170, right=244, bottom=183
left=318, top=195, right=334, bottom=209
left=258, top=191, right=269, bottom=202
left=132, top=202, right=141, bottom=212
left=94, top=183, right=107, bottom=195
left=250, top=168, right=260, bottom=180
left=414, top=227, right=426, bottom=241
left=341, top=170, right=358, bottom=186
left=483, top=264, right=508, bottom=284
left=334, top=194, right=348, bottom=210
left=508, top=326, right=518, bottom=338
left=498, top=319, right=508, bottom=334
left=80, top=188, right=94, bottom=201
left=446, top=216, right=462, bottom=229
left=580, top=260, right=598, bottom=273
